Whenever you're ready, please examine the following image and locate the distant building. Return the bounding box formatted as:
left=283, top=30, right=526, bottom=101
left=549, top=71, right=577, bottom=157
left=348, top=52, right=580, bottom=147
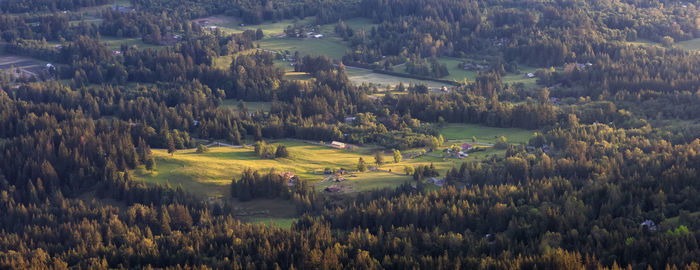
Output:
left=330, top=141, right=347, bottom=149
left=461, top=143, right=473, bottom=151
left=344, top=117, right=356, bottom=123
left=525, top=73, right=536, bottom=78
left=641, top=220, right=658, bottom=232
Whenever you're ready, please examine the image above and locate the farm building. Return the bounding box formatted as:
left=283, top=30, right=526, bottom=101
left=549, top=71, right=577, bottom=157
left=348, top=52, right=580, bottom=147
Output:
left=330, top=141, right=347, bottom=149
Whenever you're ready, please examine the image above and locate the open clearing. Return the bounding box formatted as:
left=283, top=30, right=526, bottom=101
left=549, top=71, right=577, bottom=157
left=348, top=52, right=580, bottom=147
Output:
left=132, top=140, right=407, bottom=198
left=133, top=123, right=530, bottom=199
left=677, top=38, right=700, bottom=51
left=346, top=67, right=448, bottom=89
left=258, top=38, right=348, bottom=60
left=439, top=123, right=535, bottom=144
left=101, top=37, right=166, bottom=50
left=220, top=100, right=271, bottom=112
left=0, top=54, right=49, bottom=79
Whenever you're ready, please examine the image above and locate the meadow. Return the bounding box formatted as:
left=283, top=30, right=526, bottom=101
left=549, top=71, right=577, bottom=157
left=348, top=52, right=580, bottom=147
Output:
left=345, top=67, right=447, bottom=89
left=101, top=37, right=166, bottom=50
left=220, top=99, right=272, bottom=112
left=257, top=38, right=349, bottom=60
left=439, top=123, right=535, bottom=144
left=677, top=38, right=700, bottom=51
left=132, top=140, right=407, bottom=198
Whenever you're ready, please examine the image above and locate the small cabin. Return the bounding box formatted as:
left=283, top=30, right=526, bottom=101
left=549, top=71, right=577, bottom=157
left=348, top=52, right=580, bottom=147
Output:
left=330, top=141, right=346, bottom=149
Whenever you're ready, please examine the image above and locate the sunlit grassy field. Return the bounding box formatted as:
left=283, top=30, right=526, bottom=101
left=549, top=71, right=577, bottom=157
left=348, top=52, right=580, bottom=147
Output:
left=132, top=140, right=406, bottom=197
left=220, top=100, right=272, bottom=112
left=101, top=37, right=165, bottom=50
left=345, top=67, right=447, bottom=89
left=257, top=38, right=349, bottom=60
left=439, top=123, right=535, bottom=144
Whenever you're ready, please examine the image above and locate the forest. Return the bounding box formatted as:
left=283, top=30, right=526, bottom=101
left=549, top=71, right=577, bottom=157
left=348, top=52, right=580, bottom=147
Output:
left=1, top=0, right=700, bottom=269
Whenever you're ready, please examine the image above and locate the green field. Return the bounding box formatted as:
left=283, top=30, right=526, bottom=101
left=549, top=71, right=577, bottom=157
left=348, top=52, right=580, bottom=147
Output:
left=439, top=123, right=535, bottom=144
left=626, top=38, right=662, bottom=48
left=383, top=147, right=507, bottom=175
left=258, top=38, right=349, bottom=60
left=662, top=211, right=700, bottom=227
left=387, top=56, right=541, bottom=88
left=210, top=17, right=315, bottom=37
left=346, top=67, right=448, bottom=89
left=249, top=217, right=297, bottom=228
left=677, top=38, right=700, bottom=51
left=284, top=72, right=313, bottom=81
left=101, top=37, right=165, bottom=50
left=230, top=199, right=297, bottom=228
left=342, top=17, right=378, bottom=31
left=132, top=140, right=407, bottom=198
left=438, top=56, right=478, bottom=83
left=502, top=65, right=540, bottom=87
left=220, top=100, right=272, bottom=112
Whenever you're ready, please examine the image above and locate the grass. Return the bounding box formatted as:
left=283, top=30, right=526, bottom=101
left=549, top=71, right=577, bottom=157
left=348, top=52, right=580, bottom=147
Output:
left=248, top=217, right=297, bottom=228
left=284, top=72, right=313, bottom=81
left=383, top=147, right=506, bottom=176
left=132, top=140, right=401, bottom=198
left=626, top=39, right=662, bottom=48
left=212, top=17, right=316, bottom=37
left=438, top=56, right=478, bottom=83
left=257, top=38, right=349, bottom=60
left=439, top=123, right=535, bottom=144
left=345, top=67, right=448, bottom=89
left=342, top=17, right=377, bottom=31
left=230, top=199, right=297, bottom=227
left=386, top=56, right=541, bottom=89
left=220, top=100, right=271, bottom=112
left=502, top=65, right=540, bottom=88
left=100, top=37, right=165, bottom=51
left=677, top=38, right=700, bottom=51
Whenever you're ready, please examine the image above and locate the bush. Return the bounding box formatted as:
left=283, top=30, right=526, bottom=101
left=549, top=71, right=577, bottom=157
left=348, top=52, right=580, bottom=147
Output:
left=196, top=144, right=209, bottom=153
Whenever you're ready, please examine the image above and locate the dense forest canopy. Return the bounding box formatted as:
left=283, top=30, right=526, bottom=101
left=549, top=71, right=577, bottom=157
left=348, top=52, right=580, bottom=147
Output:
left=1, top=0, right=700, bottom=268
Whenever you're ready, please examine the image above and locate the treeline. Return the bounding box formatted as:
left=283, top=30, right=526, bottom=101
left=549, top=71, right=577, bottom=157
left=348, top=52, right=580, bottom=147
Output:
left=132, top=0, right=361, bottom=24
left=0, top=0, right=111, bottom=13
